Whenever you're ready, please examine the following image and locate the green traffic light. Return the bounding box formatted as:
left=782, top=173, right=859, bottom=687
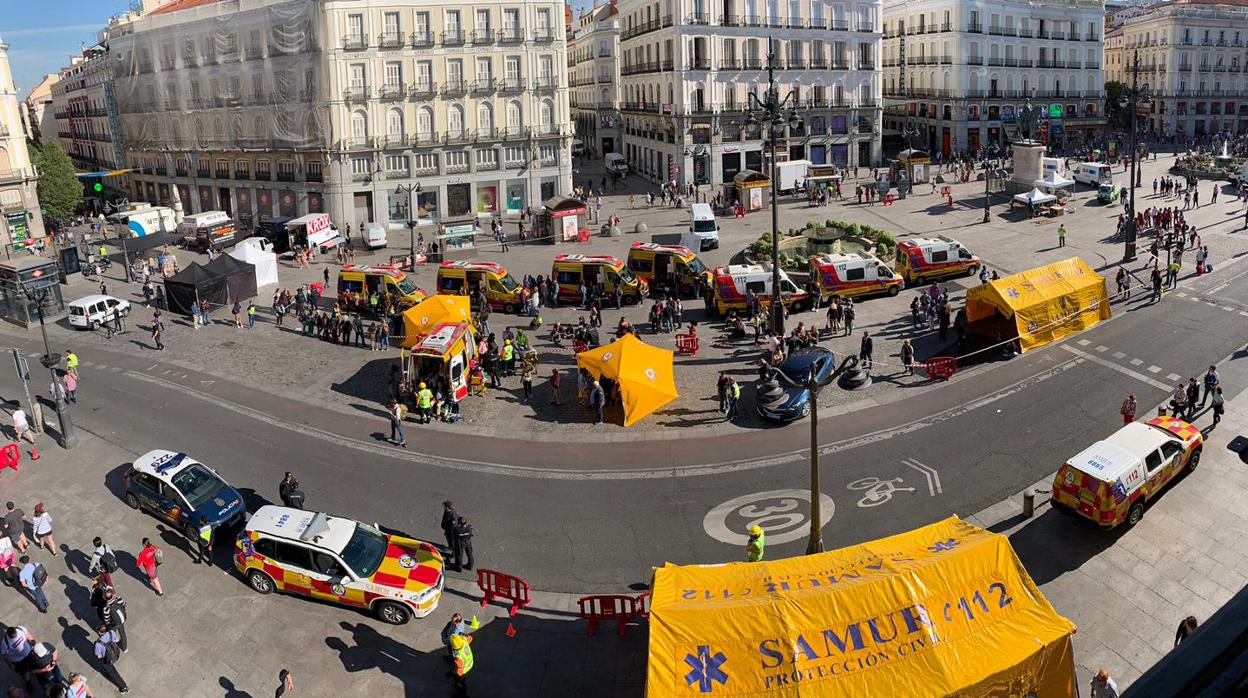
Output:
left=93, top=182, right=103, bottom=192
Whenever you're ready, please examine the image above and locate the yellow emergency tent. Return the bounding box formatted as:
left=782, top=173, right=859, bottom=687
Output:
left=965, top=256, right=1110, bottom=352
left=400, top=295, right=472, bottom=349
left=646, top=517, right=1076, bottom=698
left=576, top=334, right=679, bottom=426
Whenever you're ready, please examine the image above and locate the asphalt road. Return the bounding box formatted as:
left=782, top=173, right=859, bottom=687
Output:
left=3, top=254, right=1246, bottom=593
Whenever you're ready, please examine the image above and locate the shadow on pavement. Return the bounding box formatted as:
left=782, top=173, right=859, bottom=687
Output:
left=1005, top=508, right=1124, bottom=586
left=1228, top=435, right=1248, bottom=465
left=219, top=676, right=255, bottom=697
left=330, top=357, right=398, bottom=403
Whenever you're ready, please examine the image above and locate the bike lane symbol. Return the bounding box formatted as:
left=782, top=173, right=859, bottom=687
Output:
left=847, top=477, right=916, bottom=508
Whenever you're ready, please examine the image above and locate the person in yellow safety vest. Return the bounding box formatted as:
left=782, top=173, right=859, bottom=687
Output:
left=195, top=516, right=213, bottom=565
left=417, top=382, right=435, bottom=425
left=501, top=339, right=515, bottom=376
left=746, top=525, right=765, bottom=562
left=449, top=633, right=474, bottom=696
left=65, top=350, right=79, bottom=379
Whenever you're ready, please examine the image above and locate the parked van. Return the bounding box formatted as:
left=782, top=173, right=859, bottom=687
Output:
left=810, top=252, right=903, bottom=302
left=551, top=254, right=648, bottom=305
left=626, top=242, right=712, bottom=298
left=605, top=153, right=629, bottom=176
left=68, top=294, right=131, bottom=330
left=436, top=260, right=524, bottom=313
left=337, top=264, right=427, bottom=312
left=687, top=203, right=720, bottom=250
left=363, top=222, right=387, bottom=250
left=1051, top=417, right=1203, bottom=529
left=177, top=211, right=237, bottom=251
left=121, top=206, right=177, bottom=237
left=894, top=236, right=980, bottom=284
left=1072, top=162, right=1113, bottom=186
left=711, top=263, right=810, bottom=316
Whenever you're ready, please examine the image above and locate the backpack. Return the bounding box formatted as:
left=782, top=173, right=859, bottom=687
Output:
left=100, top=548, right=119, bottom=574
left=106, top=597, right=127, bottom=627
left=32, top=563, right=47, bottom=587
left=103, top=635, right=121, bottom=663
left=153, top=547, right=164, bottom=566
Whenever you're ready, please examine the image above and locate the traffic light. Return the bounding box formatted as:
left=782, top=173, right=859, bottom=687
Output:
left=93, top=181, right=103, bottom=192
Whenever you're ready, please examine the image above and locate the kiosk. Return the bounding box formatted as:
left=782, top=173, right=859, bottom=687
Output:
left=730, top=170, right=771, bottom=212
left=535, top=196, right=589, bottom=244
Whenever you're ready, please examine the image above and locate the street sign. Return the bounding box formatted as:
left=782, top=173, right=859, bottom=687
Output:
left=11, top=349, right=28, bottom=380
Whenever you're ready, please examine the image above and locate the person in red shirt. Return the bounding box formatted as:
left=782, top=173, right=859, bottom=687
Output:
left=135, top=538, right=163, bottom=597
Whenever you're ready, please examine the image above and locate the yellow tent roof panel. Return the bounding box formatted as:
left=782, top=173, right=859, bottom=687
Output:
left=965, top=257, right=1110, bottom=352
left=646, top=517, right=1076, bottom=698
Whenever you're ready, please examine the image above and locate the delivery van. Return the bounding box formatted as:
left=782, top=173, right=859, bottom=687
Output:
left=711, top=263, right=810, bottom=316
left=436, top=260, right=524, bottom=313
left=1051, top=417, right=1202, bottom=529
left=605, top=153, right=629, bottom=176
left=404, top=322, right=477, bottom=402
left=337, top=264, right=427, bottom=313
left=285, top=213, right=345, bottom=254
left=894, top=236, right=980, bottom=284
left=809, top=252, right=903, bottom=302
left=1072, top=162, right=1113, bottom=186
left=552, top=254, right=648, bottom=305
left=687, top=203, right=720, bottom=250
left=120, top=206, right=177, bottom=237
left=178, top=211, right=237, bottom=252
left=626, top=242, right=712, bottom=298
left=363, top=222, right=387, bottom=250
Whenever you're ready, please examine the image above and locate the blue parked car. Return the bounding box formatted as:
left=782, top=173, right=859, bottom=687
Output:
left=755, top=347, right=837, bottom=422
left=123, top=450, right=246, bottom=540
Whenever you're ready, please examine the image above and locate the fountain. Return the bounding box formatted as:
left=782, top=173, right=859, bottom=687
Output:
left=1213, top=137, right=1236, bottom=170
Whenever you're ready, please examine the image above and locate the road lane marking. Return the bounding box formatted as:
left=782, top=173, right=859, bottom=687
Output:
left=1062, top=346, right=1174, bottom=391
left=703, top=490, right=835, bottom=545
left=1077, top=339, right=1091, bottom=346
left=903, top=459, right=943, bottom=496
left=1112, top=352, right=1127, bottom=359
left=1166, top=373, right=1182, bottom=382
left=1148, top=365, right=1162, bottom=373
left=1129, top=358, right=1144, bottom=366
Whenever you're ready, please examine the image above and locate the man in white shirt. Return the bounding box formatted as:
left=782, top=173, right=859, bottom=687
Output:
left=11, top=408, right=35, bottom=445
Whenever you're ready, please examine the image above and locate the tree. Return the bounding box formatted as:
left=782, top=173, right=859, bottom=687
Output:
left=1103, top=81, right=1131, bottom=130
left=31, top=141, right=81, bottom=219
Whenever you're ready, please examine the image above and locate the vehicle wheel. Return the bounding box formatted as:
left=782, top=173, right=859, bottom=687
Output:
left=247, top=570, right=275, bottom=594
left=184, top=523, right=199, bottom=541
left=624, top=295, right=638, bottom=305
left=122, top=307, right=131, bottom=317
left=1187, top=448, right=1201, bottom=472
left=89, top=321, right=98, bottom=331
left=965, top=265, right=978, bottom=279
left=887, top=285, right=900, bottom=297
left=1126, top=501, right=1145, bottom=528
left=124, top=493, right=140, bottom=510
left=375, top=600, right=412, bottom=625
left=503, top=303, right=517, bottom=314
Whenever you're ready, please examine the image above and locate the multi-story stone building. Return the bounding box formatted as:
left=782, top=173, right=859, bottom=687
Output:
left=51, top=45, right=125, bottom=177
left=109, top=0, right=571, bottom=233
left=569, top=2, right=622, bottom=157
left=617, top=0, right=883, bottom=188
left=0, top=38, right=46, bottom=248
left=1105, top=0, right=1248, bottom=139
left=23, top=74, right=59, bottom=146
left=881, top=0, right=1106, bottom=155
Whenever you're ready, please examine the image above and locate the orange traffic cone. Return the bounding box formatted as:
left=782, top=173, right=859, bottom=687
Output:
left=29, top=444, right=40, bottom=461
left=506, top=622, right=516, bottom=638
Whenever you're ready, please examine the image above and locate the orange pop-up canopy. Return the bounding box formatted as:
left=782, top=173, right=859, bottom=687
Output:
left=576, top=334, right=679, bottom=426
left=400, top=294, right=472, bottom=349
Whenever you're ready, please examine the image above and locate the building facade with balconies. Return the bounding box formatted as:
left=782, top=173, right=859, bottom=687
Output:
left=325, top=0, right=573, bottom=227
left=1105, top=1, right=1248, bottom=139
left=617, top=0, right=883, bottom=188
left=51, top=46, right=124, bottom=182
left=881, top=0, right=1105, bottom=155
left=570, top=2, right=623, bottom=157
left=0, top=39, right=46, bottom=248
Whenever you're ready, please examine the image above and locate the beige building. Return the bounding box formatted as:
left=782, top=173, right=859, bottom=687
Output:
left=23, top=74, right=59, bottom=146
left=569, top=1, right=622, bottom=157
left=0, top=38, right=46, bottom=249
left=109, top=0, right=571, bottom=233
left=1104, top=0, right=1248, bottom=138
left=52, top=46, right=124, bottom=180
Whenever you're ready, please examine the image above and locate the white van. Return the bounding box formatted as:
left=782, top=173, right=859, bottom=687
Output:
left=605, top=153, right=629, bottom=176
left=1072, top=162, right=1113, bottom=186
left=688, top=203, right=720, bottom=250
left=572, top=139, right=586, bottom=157
left=68, top=294, right=131, bottom=330
left=363, top=222, right=387, bottom=250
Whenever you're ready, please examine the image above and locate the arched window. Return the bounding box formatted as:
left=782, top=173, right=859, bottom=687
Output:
left=417, top=107, right=434, bottom=138
left=476, top=102, right=493, bottom=133
left=387, top=108, right=404, bottom=136
left=350, top=111, right=368, bottom=140
left=539, top=99, right=553, bottom=126
left=448, top=105, right=464, bottom=136
left=506, top=101, right=522, bottom=134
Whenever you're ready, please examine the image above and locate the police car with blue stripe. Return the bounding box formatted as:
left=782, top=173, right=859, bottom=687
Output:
left=123, top=449, right=246, bottom=540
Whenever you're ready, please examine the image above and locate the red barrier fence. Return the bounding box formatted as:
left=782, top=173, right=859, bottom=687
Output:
left=476, top=568, right=532, bottom=617
left=925, top=356, right=957, bottom=381
left=577, top=592, right=651, bottom=636
left=0, top=443, right=19, bottom=476
left=675, top=334, right=700, bottom=357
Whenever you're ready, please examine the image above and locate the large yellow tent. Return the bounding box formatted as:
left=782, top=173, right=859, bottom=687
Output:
left=400, top=295, right=472, bottom=349
left=646, top=517, right=1076, bottom=698
left=576, top=334, right=679, bottom=426
left=965, top=256, right=1110, bottom=352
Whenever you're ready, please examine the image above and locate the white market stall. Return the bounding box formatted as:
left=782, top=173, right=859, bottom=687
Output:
left=1034, top=172, right=1076, bottom=196
left=229, top=237, right=279, bottom=288
left=1013, top=188, right=1057, bottom=206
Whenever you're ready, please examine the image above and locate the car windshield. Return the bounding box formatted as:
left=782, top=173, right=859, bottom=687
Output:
left=497, top=273, right=519, bottom=292
left=169, top=464, right=226, bottom=511
left=777, top=355, right=828, bottom=386
left=396, top=276, right=420, bottom=296
left=693, top=219, right=717, bottom=233
left=685, top=257, right=707, bottom=275
left=339, top=523, right=388, bottom=578
left=615, top=265, right=637, bottom=283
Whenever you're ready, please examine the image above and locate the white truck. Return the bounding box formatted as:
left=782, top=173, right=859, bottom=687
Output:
left=120, top=206, right=177, bottom=237
left=776, top=159, right=811, bottom=193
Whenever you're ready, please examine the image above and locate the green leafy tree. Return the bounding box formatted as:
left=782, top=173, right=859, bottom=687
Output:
left=1103, top=81, right=1131, bottom=129
left=30, top=141, right=82, bottom=219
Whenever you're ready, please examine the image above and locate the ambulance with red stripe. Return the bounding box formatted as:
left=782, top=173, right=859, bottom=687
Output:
left=894, top=236, right=981, bottom=284
left=711, top=263, right=811, bottom=316
left=808, top=252, right=903, bottom=303
left=236, top=506, right=444, bottom=625
left=1051, top=417, right=1203, bottom=529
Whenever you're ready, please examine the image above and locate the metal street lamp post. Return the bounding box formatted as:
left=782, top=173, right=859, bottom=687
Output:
left=395, top=182, right=422, bottom=266
left=1120, top=48, right=1147, bottom=262
left=24, top=288, right=77, bottom=449
left=745, top=37, right=804, bottom=337
left=804, top=355, right=859, bottom=554
left=982, top=143, right=999, bottom=223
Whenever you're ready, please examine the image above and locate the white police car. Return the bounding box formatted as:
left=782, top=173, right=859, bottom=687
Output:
left=123, top=450, right=246, bottom=540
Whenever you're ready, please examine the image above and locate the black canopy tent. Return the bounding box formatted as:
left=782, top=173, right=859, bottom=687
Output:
left=164, top=263, right=228, bottom=315
left=103, top=231, right=182, bottom=263
left=204, top=254, right=257, bottom=303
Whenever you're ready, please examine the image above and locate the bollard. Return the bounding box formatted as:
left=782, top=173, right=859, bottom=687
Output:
left=1022, top=489, right=1036, bottom=519
left=1158, top=406, right=1169, bottom=418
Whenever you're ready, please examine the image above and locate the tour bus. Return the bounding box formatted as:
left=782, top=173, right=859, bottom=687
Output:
left=436, top=260, right=524, bottom=313
left=894, top=236, right=980, bottom=284
left=337, top=264, right=427, bottom=312
left=809, top=252, right=904, bottom=302
left=551, top=254, right=648, bottom=305
left=626, top=242, right=712, bottom=298
left=711, top=263, right=811, bottom=316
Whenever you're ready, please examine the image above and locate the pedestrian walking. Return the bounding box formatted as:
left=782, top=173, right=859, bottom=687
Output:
left=18, top=555, right=49, bottom=613
left=1120, top=394, right=1137, bottom=424
left=1089, top=668, right=1119, bottom=698
left=900, top=340, right=915, bottom=375
left=1211, top=386, right=1225, bottom=428
left=1057, top=224, right=1066, bottom=247
left=11, top=408, right=36, bottom=445
left=858, top=331, right=874, bottom=370
left=92, top=625, right=128, bottom=694
left=453, top=516, right=474, bottom=571
left=387, top=400, right=407, bottom=447
left=440, top=501, right=459, bottom=554
left=4, top=501, right=29, bottom=552
left=548, top=368, right=563, bottom=405
left=0, top=536, right=17, bottom=587
left=101, top=586, right=128, bottom=653
left=135, top=538, right=164, bottom=596
left=1185, top=378, right=1200, bottom=419
left=64, top=371, right=78, bottom=403
left=88, top=537, right=118, bottom=587
left=279, top=472, right=304, bottom=509
left=589, top=380, right=605, bottom=425
left=726, top=377, right=740, bottom=420
left=1175, top=616, right=1199, bottom=647
left=151, top=324, right=164, bottom=351
left=195, top=516, right=213, bottom=565
left=65, top=349, right=79, bottom=379
left=1202, top=365, right=1219, bottom=406
left=59, top=672, right=97, bottom=698
left=276, top=668, right=295, bottom=697
left=2, top=625, right=34, bottom=681
left=30, top=504, right=56, bottom=557
left=247, top=302, right=258, bottom=328
left=746, top=525, right=765, bottom=562
left=843, top=301, right=855, bottom=336
left=232, top=301, right=243, bottom=328
left=520, top=361, right=534, bottom=401
left=28, top=641, right=66, bottom=693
